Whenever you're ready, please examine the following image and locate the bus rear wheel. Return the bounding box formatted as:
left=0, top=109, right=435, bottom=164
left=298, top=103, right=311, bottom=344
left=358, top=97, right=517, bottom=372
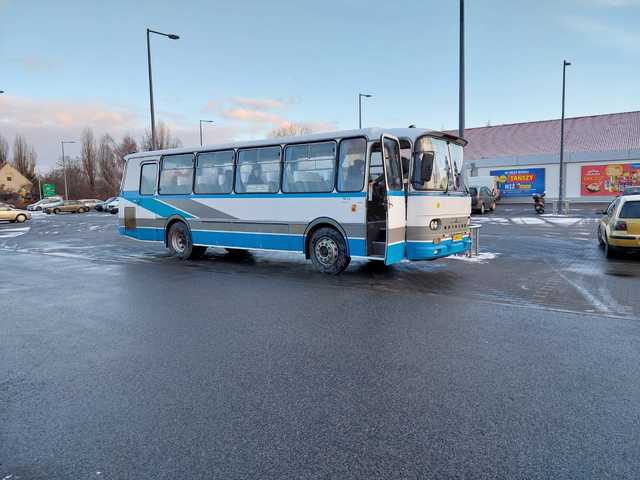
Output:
left=167, top=222, right=206, bottom=260
left=309, top=227, right=350, bottom=275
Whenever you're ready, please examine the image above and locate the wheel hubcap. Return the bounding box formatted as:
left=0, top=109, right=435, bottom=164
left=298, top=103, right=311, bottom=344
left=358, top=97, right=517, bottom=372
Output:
left=315, top=237, right=338, bottom=266
left=171, top=231, right=187, bottom=253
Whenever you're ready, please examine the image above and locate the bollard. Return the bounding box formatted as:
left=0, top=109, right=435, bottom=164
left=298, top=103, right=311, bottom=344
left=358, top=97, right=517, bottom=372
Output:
left=467, top=224, right=481, bottom=257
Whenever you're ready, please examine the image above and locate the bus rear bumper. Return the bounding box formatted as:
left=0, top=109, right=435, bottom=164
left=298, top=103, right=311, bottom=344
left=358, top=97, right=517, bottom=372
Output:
left=406, top=237, right=471, bottom=260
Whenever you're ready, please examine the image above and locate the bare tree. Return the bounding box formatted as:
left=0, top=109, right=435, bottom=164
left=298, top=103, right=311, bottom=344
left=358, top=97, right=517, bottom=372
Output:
left=97, top=134, right=119, bottom=195
left=0, top=134, right=8, bottom=168
left=81, top=128, right=97, bottom=194
left=141, top=122, right=182, bottom=151
left=115, top=134, right=138, bottom=163
left=12, top=135, right=36, bottom=182
left=268, top=122, right=312, bottom=138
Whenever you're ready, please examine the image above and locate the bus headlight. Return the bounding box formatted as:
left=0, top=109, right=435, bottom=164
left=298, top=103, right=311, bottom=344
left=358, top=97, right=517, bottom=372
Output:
left=429, top=219, right=441, bottom=231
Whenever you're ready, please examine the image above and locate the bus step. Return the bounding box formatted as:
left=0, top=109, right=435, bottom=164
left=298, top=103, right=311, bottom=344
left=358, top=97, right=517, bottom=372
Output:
left=370, top=241, right=386, bottom=256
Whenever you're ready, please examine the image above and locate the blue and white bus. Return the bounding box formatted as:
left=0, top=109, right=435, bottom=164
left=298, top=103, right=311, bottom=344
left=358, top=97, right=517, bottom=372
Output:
left=118, top=128, right=471, bottom=274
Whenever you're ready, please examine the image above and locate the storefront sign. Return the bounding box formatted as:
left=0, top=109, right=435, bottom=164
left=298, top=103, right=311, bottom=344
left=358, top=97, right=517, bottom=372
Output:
left=490, top=168, right=545, bottom=197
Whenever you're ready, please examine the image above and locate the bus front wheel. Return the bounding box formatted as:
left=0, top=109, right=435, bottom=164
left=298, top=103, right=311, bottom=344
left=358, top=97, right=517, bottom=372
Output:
left=167, top=222, right=206, bottom=260
left=309, top=227, right=350, bottom=275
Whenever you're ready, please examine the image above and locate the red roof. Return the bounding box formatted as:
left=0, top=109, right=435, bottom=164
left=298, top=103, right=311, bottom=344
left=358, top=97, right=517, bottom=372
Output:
left=456, top=111, right=640, bottom=160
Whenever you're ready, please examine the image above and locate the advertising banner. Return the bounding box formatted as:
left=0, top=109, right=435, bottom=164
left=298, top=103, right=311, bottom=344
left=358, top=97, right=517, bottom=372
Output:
left=490, top=168, right=546, bottom=197
left=580, top=163, right=640, bottom=196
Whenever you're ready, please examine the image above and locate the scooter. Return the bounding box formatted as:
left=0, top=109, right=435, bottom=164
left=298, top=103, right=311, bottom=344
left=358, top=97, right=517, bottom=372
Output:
left=533, top=192, right=545, bottom=214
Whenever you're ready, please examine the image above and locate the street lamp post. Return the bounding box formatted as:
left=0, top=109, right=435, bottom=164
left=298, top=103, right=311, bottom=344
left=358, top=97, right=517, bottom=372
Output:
left=358, top=93, right=372, bottom=129
left=559, top=60, right=571, bottom=214
left=60, top=140, right=76, bottom=200
left=459, top=0, right=465, bottom=139
left=199, top=120, right=214, bottom=146
left=147, top=28, right=180, bottom=151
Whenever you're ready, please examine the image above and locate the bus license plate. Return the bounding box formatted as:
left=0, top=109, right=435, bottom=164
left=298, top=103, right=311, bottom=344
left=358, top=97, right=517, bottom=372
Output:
left=453, top=233, right=463, bottom=242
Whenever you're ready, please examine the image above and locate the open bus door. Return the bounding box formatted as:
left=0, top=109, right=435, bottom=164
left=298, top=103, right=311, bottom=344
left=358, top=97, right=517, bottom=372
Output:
left=381, top=135, right=406, bottom=265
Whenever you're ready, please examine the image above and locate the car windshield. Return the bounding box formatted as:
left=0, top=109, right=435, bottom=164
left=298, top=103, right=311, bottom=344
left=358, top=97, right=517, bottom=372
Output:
left=619, top=201, right=640, bottom=219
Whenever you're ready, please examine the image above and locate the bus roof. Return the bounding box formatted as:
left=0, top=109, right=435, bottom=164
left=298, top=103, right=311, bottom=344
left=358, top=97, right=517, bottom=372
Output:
left=124, top=127, right=467, bottom=161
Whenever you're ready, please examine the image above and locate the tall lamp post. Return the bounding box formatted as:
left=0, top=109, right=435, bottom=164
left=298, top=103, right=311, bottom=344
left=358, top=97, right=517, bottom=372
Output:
left=358, top=93, right=372, bottom=129
left=199, top=120, right=214, bottom=146
left=60, top=140, right=76, bottom=200
left=459, top=0, right=465, bottom=139
left=147, top=28, right=180, bottom=150
left=559, top=60, right=571, bottom=214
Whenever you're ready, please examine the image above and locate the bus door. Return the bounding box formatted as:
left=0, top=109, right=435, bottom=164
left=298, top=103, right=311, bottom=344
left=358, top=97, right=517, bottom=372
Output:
left=381, top=135, right=406, bottom=264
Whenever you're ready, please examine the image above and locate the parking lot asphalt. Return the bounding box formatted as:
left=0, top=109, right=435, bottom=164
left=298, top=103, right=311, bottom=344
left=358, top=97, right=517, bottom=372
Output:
left=2, top=208, right=640, bottom=479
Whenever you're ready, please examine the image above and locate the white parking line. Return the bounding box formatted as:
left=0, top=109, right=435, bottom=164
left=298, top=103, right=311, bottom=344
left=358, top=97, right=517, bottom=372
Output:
left=0, top=226, right=30, bottom=238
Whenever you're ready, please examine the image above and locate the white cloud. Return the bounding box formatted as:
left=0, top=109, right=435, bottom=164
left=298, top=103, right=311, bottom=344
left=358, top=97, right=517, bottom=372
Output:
left=0, top=94, right=335, bottom=171
left=562, top=15, right=640, bottom=50
left=583, top=0, right=640, bottom=6
left=229, top=97, right=285, bottom=111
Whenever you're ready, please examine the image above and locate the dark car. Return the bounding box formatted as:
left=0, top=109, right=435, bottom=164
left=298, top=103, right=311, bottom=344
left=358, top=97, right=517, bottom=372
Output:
left=469, top=186, right=496, bottom=214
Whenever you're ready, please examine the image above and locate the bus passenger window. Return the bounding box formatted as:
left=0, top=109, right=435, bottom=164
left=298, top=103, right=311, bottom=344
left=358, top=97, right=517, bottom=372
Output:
left=140, top=163, right=158, bottom=195
left=283, top=141, right=336, bottom=193
left=195, top=150, right=234, bottom=194
left=337, top=138, right=366, bottom=192
left=159, top=154, right=194, bottom=195
left=235, top=146, right=281, bottom=194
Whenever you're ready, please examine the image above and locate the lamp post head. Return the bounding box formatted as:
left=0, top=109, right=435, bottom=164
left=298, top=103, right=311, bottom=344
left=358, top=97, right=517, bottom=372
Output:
left=168, top=34, right=180, bottom=40
left=360, top=93, right=372, bottom=98
left=564, top=60, right=571, bottom=67
left=201, top=120, right=214, bottom=124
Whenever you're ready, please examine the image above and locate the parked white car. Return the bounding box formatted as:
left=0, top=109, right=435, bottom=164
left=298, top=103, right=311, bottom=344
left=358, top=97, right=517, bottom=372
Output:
left=27, top=196, right=64, bottom=211
left=104, top=198, right=120, bottom=214
left=79, top=198, right=103, bottom=210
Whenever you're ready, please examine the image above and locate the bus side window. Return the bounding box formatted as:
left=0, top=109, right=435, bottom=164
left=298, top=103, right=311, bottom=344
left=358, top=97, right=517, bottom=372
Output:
left=235, top=146, right=281, bottom=194
left=159, top=154, right=194, bottom=195
left=337, top=138, right=366, bottom=192
left=140, top=163, right=158, bottom=195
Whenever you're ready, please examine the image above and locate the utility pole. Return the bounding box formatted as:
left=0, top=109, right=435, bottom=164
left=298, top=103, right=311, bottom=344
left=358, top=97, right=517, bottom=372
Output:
left=199, top=120, right=214, bottom=146
left=458, top=0, right=465, bottom=139
left=358, top=93, right=372, bottom=129
left=559, top=60, right=571, bottom=214
left=61, top=140, right=75, bottom=200
left=147, top=28, right=180, bottom=150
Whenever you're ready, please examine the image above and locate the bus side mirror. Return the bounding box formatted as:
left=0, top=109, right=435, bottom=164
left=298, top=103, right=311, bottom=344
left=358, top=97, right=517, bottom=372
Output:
left=419, top=152, right=435, bottom=183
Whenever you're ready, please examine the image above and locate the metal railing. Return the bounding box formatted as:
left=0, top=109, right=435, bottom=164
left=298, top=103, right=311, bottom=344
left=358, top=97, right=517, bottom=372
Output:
left=467, top=224, right=481, bottom=257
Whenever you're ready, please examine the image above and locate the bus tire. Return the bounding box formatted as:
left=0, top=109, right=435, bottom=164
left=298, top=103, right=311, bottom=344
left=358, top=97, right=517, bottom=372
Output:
left=309, top=227, right=350, bottom=275
left=167, top=222, right=206, bottom=260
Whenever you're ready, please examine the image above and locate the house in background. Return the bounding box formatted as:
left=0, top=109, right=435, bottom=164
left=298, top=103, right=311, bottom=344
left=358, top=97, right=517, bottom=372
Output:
left=0, top=163, right=33, bottom=198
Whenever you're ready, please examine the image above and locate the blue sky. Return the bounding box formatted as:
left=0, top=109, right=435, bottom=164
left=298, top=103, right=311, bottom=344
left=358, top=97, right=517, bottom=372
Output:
left=1, top=0, right=639, bottom=170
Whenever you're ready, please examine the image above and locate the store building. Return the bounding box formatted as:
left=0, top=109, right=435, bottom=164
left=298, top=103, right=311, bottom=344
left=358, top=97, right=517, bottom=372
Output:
left=461, top=111, right=640, bottom=202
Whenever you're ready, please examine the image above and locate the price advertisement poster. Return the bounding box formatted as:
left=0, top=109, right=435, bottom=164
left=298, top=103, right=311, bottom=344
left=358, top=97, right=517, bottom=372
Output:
left=490, top=168, right=546, bottom=197
left=580, top=163, right=640, bottom=196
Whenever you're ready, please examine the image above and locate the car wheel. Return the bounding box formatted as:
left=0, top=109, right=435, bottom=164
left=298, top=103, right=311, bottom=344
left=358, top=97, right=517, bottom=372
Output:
left=15, top=214, right=27, bottom=223
left=53, top=208, right=61, bottom=214
left=480, top=203, right=486, bottom=215
left=309, top=227, right=350, bottom=275
left=604, top=239, right=617, bottom=259
left=597, top=225, right=605, bottom=247
left=167, top=222, right=206, bottom=260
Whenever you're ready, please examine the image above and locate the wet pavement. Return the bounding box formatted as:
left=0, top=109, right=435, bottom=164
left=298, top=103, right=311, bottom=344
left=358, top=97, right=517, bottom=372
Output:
left=1, top=208, right=640, bottom=479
